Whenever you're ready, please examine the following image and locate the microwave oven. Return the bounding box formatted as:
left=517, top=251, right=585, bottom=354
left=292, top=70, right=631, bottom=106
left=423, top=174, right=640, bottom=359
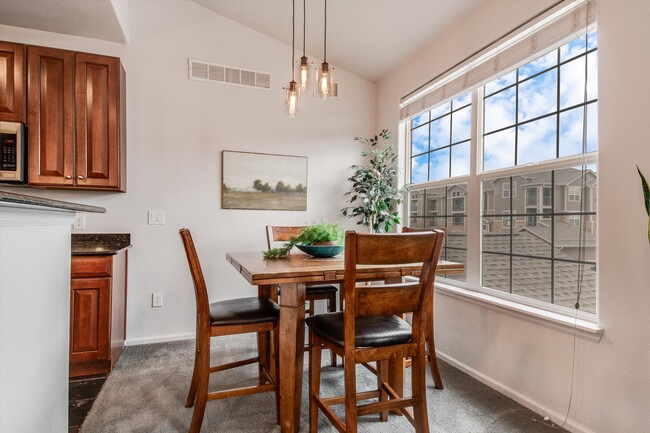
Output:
left=0, top=121, right=26, bottom=184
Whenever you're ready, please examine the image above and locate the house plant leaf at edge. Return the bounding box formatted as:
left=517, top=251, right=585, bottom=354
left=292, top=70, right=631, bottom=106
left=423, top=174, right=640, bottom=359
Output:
left=637, top=165, right=650, bottom=244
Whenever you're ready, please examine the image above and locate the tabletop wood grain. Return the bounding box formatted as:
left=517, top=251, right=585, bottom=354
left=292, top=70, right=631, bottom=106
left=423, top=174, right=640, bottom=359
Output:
left=226, top=251, right=464, bottom=286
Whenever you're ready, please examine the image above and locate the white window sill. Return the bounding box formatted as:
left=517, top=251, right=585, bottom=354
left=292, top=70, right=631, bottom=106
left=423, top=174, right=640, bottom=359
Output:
left=433, top=282, right=604, bottom=342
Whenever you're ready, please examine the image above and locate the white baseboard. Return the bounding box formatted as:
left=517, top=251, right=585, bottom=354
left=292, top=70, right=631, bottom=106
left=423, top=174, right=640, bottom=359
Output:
left=124, top=332, right=195, bottom=346
left=436, top=351, right=597, bottom=433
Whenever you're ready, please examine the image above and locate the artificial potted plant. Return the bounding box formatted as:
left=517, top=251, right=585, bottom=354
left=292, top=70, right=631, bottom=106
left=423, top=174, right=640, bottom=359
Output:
left=341, top=129, right=410, bottom=233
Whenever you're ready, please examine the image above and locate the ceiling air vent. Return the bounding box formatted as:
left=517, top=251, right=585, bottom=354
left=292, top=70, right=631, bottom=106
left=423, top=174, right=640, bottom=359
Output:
left=189, top=59, right=272, bottom=91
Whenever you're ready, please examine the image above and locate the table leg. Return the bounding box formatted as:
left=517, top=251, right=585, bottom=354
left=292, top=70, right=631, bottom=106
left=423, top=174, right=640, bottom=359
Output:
left=384, top=276, right=405, bottom=414
left=257, top=285, right=277, bottom=385
left=278, top=282, right=306, bottom=433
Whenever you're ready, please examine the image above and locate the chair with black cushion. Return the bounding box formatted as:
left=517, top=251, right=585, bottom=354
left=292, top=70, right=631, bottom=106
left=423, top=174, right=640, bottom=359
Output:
left=180, top=228, right=280, bottom=433
left=266, top=225, right=339, bottom=366
left=306, top=229, right=445, bottom=433
left=402, top=226, right=447, bottom=390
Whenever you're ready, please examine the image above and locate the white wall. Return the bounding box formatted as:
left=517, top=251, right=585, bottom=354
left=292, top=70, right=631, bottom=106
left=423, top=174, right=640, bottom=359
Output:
left=377, top=1, right=650, bottom=432
left=0, top=0, right=376, bottom=343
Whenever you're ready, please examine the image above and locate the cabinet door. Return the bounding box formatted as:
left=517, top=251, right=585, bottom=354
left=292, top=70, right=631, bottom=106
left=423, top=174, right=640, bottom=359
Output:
left=0, top=41, right=26, bottom=123
left=70, top=277, right=111, bottom=364
left=27, top=46, right=75, bottom=186
left=75, top=53, right=123, bottom=190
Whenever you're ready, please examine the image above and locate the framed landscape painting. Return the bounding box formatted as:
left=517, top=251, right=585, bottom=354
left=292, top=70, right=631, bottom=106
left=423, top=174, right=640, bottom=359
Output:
left=221, top=151, right=308, bottom=211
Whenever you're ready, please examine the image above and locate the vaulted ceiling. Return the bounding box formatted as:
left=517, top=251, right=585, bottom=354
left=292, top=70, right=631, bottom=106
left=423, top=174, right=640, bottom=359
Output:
left=0, top=0, right=483, bottom=83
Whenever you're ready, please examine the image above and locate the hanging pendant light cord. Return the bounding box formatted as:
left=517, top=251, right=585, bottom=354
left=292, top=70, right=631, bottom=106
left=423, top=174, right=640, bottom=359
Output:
left=291, top=0, right=296, bottom=80
left=303, top=0, right=306, bottom=56
left=323, top=0, right=327, bottom=62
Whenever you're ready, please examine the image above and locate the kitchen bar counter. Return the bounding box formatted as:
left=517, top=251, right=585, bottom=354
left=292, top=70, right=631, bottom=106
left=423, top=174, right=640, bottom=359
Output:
left=72, top=233, right=131, bottom=255
left=0, top=190, right=106, bottom=213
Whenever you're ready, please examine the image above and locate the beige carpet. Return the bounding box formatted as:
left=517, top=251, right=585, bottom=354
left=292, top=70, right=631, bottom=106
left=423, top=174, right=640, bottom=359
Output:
left=80, top=336, right=567, bottom=433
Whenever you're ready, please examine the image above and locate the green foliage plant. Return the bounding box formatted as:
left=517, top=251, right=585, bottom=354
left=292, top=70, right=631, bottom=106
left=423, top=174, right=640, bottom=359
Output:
left=263, top=222, right=344, bottom=259
left=341, top=129, right=410, bottom=233
left=637, top=165, right=650, bottom=244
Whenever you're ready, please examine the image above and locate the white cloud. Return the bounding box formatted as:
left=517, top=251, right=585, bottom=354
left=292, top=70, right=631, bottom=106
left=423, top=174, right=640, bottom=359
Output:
left=518, top=70, right=557, bottom=121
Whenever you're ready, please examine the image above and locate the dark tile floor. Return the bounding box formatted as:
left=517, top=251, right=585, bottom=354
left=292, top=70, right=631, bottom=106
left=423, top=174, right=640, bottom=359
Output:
left=69, top=374, right=107, bottom=433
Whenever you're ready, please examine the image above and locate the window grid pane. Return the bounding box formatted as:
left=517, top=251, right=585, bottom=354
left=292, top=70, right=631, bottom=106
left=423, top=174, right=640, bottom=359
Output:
left=409, top=91, right=471, bottom=183
left=408, top=185, right=467, bottom=282
left=482, top=33, right=598, bottom=173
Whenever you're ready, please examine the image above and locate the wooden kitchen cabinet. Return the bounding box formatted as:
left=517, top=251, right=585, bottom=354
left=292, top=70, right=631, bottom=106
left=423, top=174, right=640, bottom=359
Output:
left=27, top=46, right=75, bottom=187
left=0, top=41, right=26, bottom=123
left=26, top=45, right=126, bottom=191
left=70, top=252, right=127, bottom=377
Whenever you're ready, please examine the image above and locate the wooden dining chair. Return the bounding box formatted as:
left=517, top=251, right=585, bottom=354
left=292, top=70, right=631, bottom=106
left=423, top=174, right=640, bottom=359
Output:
left=180, top=228, right=280, bottom=433
left=402, top=226, right=447, bottom=390
left=266, top=225, right=339, bottom=366
left=306, top=229, right=445, bottom=433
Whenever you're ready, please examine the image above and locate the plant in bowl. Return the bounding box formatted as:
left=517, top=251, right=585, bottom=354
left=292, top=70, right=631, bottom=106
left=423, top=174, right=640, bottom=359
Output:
left=263, top=222, right=344, bottom=259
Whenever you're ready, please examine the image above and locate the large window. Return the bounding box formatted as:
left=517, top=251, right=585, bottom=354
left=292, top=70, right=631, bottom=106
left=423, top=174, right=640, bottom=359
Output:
left=406, top=30, right=598, bottom=315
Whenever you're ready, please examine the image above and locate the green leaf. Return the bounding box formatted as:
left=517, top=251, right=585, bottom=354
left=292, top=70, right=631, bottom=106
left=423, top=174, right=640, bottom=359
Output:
left=637, top=165, right=650, bottom=216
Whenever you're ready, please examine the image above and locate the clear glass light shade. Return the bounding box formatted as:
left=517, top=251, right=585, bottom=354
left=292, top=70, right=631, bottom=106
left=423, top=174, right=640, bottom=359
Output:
left=285, top=81, right=301, bottom=118
left=298, top=56, right=311, bottom=90
left=316, top=62, right=333, bottom=99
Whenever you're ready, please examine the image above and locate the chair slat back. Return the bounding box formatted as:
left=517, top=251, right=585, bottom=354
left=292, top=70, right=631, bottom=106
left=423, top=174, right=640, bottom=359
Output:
left=355, top=281, right=422, bottom=317
left=402, top=226, right=447, bottom=240
left=265, top=225, right=304, bottom=250
left=354, top=232, right=440, bottom=265
left=344, top=230, right=445, bottom=319
left=179, top=228, right=211, bottom=318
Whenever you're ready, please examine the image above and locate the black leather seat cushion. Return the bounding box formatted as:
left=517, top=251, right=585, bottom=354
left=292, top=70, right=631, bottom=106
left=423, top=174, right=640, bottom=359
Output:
left=306, top=284, right=338, bottom=295
left=305, top=312, right=412, bottom=348
left=278, top=284, right=338, bottom=297
left=209, top=296, right=279, bottom=326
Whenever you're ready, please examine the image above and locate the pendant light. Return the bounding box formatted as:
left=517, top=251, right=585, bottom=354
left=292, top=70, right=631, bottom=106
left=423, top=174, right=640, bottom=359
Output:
left=284, top=0, right=300, bottom=117
left=298, top=0, right=311, bottom=90
left=317, top=0, right=332, bottom=99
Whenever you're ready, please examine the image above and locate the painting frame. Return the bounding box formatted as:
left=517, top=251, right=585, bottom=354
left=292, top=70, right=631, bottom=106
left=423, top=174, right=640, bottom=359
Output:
left=221, top=150, right=308, bottom=211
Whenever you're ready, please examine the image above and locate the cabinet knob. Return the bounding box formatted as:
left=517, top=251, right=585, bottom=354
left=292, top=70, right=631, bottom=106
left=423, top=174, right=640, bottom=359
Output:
left=78, top=176, right=85, bottom=180
left=65, top=175, right=72, bottom=179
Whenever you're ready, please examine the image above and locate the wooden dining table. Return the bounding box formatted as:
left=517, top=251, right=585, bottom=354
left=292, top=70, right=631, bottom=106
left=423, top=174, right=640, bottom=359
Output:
left=226, top=250, right=464, bottom=433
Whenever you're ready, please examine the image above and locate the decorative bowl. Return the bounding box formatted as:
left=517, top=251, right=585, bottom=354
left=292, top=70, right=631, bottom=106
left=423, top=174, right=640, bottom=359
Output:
left=295, top=244, right=344, bottom=258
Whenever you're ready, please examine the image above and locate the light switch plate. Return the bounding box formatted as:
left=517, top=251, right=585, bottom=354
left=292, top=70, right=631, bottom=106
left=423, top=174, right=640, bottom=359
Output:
left=73, top=212, right=85, bottom=230
left=148, top=210, right=165, bottom=225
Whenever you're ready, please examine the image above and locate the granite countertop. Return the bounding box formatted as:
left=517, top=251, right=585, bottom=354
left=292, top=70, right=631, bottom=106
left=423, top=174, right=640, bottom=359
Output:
left=72, top=233, right=131, bottom=256
left=0, top=190, right=106, bottom=213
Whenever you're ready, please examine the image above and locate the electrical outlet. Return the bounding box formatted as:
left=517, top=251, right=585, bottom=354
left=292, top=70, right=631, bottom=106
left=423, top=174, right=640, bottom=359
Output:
left=152, top=293, right=163, bottom=307
left=148, top=210, right=165, bottom=225
left=73, top=212, right=85, bottom=230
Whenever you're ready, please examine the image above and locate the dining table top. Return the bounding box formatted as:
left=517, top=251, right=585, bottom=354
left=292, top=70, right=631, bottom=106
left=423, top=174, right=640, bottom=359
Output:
left=226, top=250, right=464, bottom=286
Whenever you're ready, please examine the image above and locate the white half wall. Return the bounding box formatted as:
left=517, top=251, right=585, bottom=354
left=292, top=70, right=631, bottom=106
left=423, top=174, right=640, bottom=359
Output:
left=0, top=205, right=74, bottom=433
left=0, top=0, right=376, bottom=343
left=376, top=1, right=650, bottom=432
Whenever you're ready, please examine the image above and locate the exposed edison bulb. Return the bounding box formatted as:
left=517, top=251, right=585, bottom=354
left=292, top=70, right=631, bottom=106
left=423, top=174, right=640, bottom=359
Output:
left=285, top=81, right=300, bottom=118
left=299, top=56, right=310, bottom=90
left=317, top=62, right=331, bottom=100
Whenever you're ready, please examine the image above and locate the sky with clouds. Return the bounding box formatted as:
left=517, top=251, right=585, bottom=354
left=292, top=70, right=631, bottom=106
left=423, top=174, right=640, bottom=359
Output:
left=410, top=30, right=598, bottom=183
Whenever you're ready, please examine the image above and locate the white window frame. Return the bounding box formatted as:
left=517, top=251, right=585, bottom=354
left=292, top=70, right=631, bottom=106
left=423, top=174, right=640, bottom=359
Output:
left=402, top=22, right=599, bottom=322
left=502, top=181, right=518, bottom=198
left=569, top=186, right=582, bottom=202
